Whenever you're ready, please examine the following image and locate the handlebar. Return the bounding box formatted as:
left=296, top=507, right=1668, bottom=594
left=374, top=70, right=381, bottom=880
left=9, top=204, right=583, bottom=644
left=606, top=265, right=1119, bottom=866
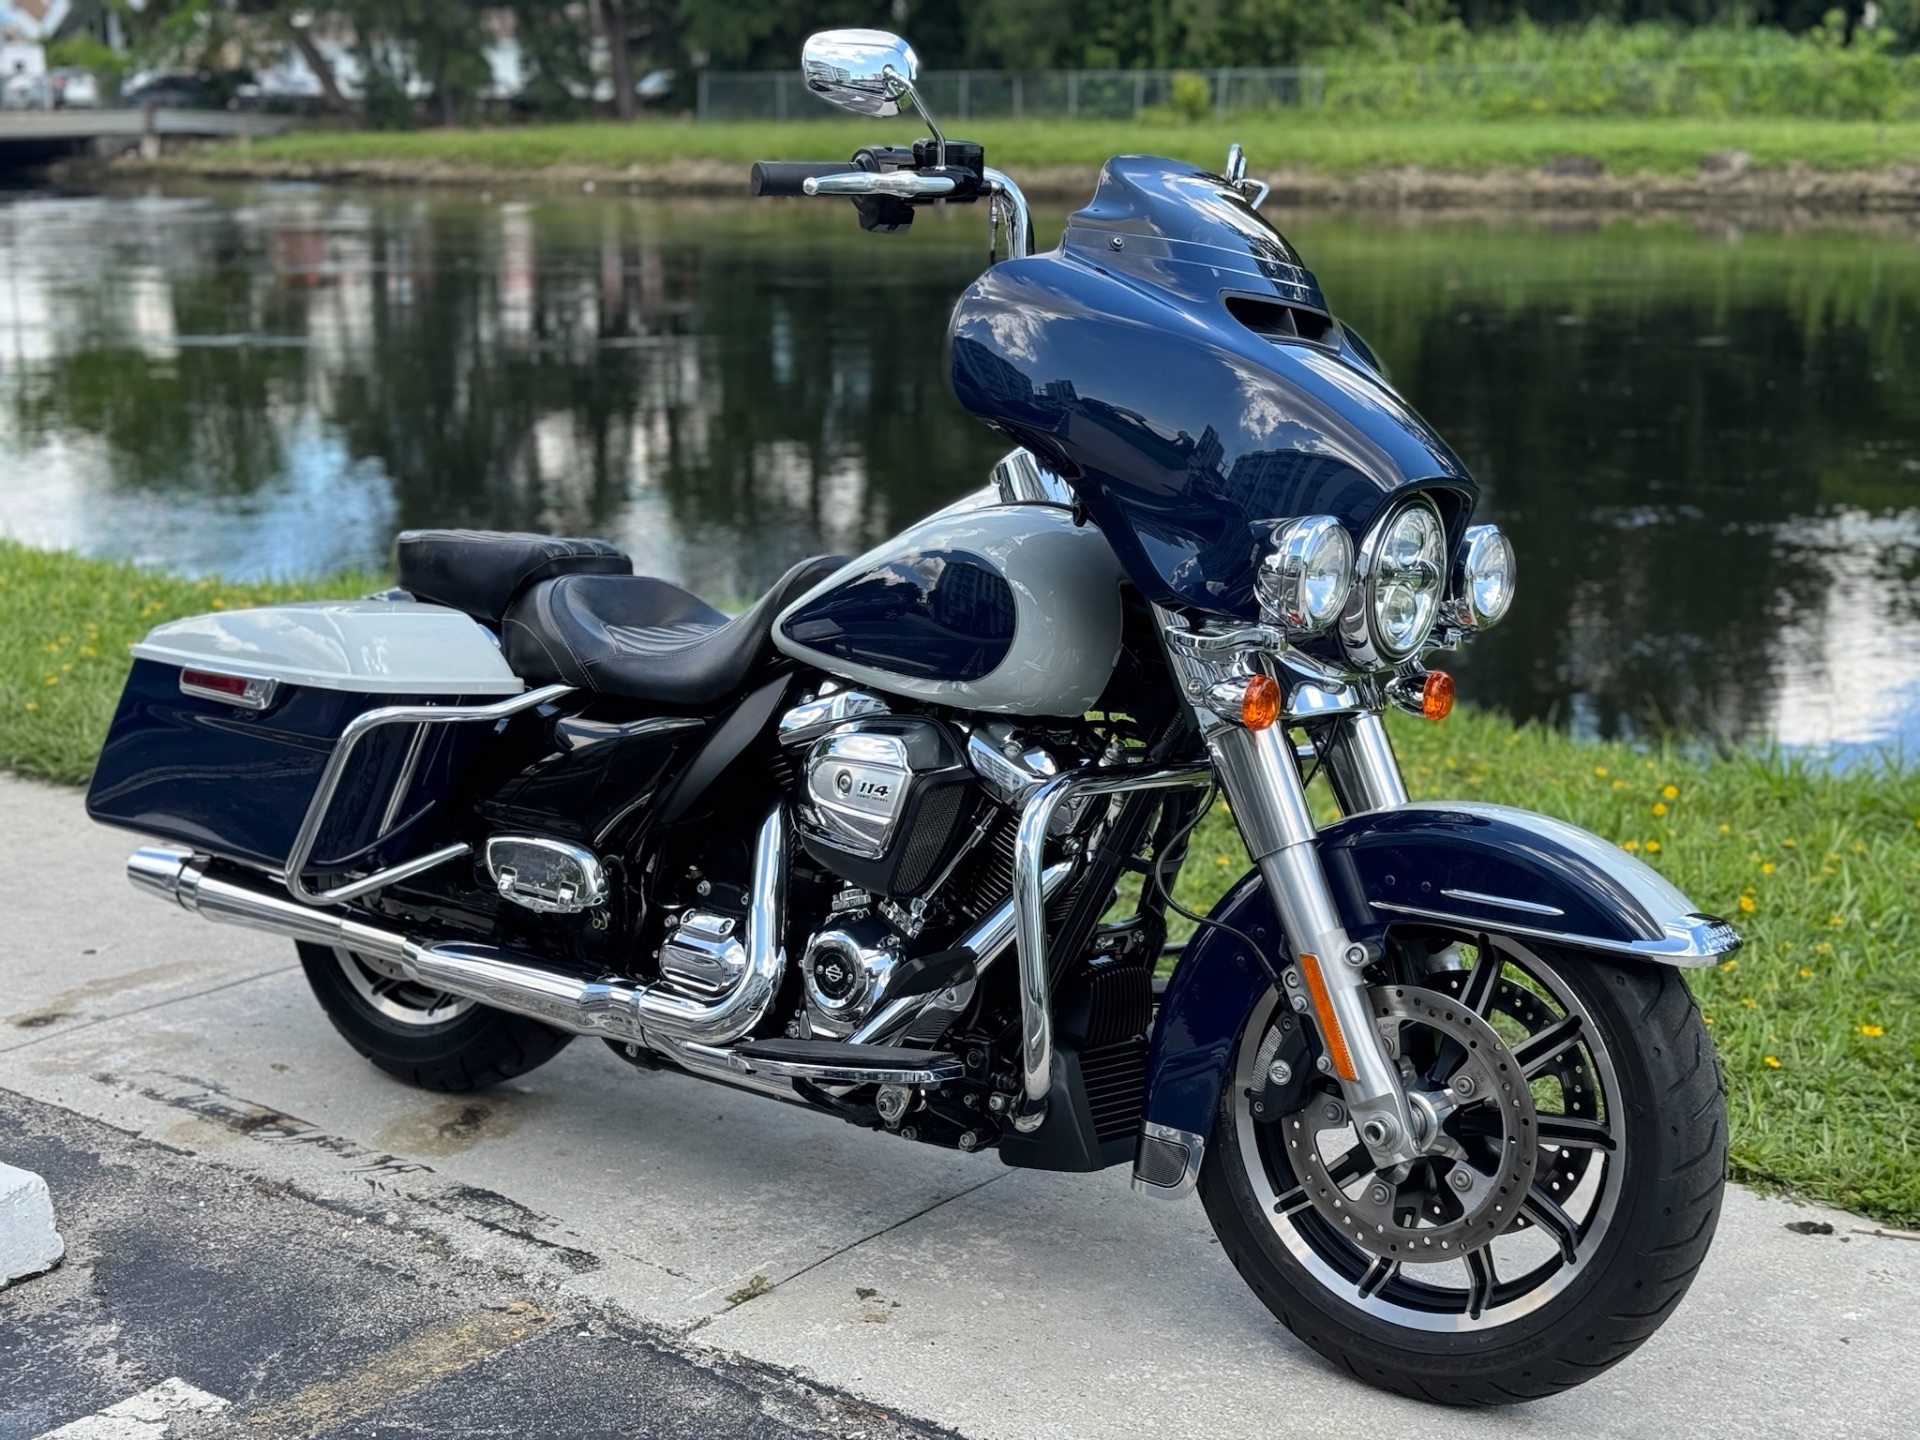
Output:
left=748, top=161, right=854, bottom=198
left=804, top=171, right=956, bottom=198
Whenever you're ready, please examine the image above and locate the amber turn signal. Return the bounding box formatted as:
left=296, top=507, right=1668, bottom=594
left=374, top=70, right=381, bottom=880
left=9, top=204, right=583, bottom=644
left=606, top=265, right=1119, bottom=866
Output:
left=1240, top=674, right=1281, bottom=730
left=1421, top=670, right=1455, bottom=721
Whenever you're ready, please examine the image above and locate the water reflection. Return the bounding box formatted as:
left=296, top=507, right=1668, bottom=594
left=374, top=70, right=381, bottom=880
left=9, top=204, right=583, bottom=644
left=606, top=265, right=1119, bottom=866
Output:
left=2, top=184, right=1919, bottom=753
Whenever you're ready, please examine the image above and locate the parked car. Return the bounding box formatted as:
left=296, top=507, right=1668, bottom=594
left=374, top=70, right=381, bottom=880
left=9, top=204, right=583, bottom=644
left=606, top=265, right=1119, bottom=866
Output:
left=121, top=71, right=222, bottom=109
left=48, top=68, right=99, bottom=108
left=0, top=68, right=52, bottom=110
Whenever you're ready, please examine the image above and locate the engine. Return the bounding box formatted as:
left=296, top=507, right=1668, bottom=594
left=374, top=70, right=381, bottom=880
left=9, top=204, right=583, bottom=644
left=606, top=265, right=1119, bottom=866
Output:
left=792, top=714, right=976, bottom=898
left=774, top=689, right=1088, bottom=1042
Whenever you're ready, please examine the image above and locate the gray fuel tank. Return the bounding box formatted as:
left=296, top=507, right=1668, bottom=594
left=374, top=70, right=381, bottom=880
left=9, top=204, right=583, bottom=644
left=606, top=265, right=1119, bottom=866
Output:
left=772, top=502, right=1125, bottom=716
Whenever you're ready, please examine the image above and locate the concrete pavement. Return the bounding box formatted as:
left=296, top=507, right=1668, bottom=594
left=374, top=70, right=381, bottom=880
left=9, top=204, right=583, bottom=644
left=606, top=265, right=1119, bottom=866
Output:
left=3, top=772, right=1918, bottom=1439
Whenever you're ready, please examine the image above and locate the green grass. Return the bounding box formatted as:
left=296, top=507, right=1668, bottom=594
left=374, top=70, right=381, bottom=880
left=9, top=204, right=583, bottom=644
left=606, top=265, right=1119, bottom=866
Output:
left=0, top=540, right=376, bottom=785
left=3, top=540, right=1914, bottom=1224
left=222, top=115, right=1920, bottom=180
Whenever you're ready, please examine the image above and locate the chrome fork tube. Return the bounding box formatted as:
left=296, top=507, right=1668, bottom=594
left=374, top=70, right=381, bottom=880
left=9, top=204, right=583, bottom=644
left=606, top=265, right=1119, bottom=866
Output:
left=1207, top=723, right=1421, bottom=1166
left=1314, top=711, right=1410, bottom=815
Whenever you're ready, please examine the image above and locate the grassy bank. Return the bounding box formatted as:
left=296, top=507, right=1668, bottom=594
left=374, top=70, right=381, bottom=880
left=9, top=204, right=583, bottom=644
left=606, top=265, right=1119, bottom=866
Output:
left=214, top=115, right=1920, bottom=181
left=3, top=539, right=1914, bottom=1225
left=0, top=540, right=374, bottom=785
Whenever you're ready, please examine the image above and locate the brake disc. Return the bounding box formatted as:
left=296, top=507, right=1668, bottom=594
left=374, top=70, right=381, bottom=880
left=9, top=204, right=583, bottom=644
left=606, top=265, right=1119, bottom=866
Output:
left=1277, top=985, right=1538, bottom=1262
left=1429, top=964, right=1599, bottom=1213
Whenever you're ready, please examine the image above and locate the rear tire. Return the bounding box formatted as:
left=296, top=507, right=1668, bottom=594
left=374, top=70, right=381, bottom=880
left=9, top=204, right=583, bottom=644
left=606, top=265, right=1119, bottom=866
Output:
left=297, top=942, right=574, bottom=1093
left=1198, top=939, right=1726, bottom=1406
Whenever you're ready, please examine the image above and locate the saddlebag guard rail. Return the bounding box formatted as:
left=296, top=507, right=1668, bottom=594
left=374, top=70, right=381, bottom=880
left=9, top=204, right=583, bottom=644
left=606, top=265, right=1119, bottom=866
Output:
left=282, top=684, right=574, bottom=906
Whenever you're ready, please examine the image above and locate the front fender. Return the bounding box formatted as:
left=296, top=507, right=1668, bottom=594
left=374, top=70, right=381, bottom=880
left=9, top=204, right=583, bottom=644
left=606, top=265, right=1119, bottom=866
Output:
left=1134, top=800, right=1738, bottom=1196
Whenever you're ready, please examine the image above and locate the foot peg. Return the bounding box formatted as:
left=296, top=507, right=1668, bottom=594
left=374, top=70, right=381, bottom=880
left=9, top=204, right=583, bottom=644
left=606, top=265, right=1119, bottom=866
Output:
left=731, top=1038, right=964, bottom=1085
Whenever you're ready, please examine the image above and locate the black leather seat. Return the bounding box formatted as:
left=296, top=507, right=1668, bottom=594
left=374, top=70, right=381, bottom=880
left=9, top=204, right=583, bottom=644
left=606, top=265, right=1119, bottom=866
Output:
left=396, top=530, right=632, bottom=628
left=502, top=555, right=847, bottom=707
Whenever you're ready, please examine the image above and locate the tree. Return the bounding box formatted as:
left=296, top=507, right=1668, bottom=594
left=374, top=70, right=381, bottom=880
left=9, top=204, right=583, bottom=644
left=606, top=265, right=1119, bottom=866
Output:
left=593, top=0, right=636, bottom=118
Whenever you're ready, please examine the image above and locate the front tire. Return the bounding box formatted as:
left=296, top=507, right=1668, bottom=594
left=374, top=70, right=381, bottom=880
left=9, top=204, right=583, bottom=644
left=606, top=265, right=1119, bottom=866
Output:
left=1199, top=934, right=1726, bottom=1405
left=298, top=942, right=575, bottom=1093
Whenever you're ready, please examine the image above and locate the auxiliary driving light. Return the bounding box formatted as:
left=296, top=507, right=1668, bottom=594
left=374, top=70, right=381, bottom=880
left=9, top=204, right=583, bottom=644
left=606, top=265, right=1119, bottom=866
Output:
left=1257, top=515, right=1353, bottom=634
left=1453, top=523, right=1516, bottom=629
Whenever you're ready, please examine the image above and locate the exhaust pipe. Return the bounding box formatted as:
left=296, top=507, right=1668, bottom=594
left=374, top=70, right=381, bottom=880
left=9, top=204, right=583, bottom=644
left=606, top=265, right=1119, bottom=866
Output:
left=123, top=806, right=790, bottom=1049
left=131, top=844, right=413, bottom=967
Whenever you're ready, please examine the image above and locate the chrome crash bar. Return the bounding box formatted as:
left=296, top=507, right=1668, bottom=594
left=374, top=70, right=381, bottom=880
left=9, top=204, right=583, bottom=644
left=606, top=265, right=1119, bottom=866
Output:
left=283, top=683, right=574, bottom=907
left=1010, top=762, right=1214, bottom=1133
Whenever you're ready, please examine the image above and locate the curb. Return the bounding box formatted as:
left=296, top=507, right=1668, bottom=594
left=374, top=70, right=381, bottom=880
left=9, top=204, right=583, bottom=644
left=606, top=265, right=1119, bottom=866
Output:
left=0, top=1160, right=65, bottom=1286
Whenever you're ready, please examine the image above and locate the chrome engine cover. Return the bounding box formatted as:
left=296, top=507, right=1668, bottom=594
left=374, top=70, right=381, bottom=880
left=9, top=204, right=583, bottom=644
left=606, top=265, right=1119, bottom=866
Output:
left=801, top=728, right=915, bottom=860
left=799, top=917, right=902, bottom=1037
left=485, top=836, right=608, bottom=914
left=658, top=909, right=749, bottom=996
left=788, top=715, right=978, bottom=898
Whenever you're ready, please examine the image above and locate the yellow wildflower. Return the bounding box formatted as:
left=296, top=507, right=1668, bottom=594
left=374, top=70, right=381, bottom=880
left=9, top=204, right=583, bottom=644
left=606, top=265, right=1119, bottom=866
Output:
left=1741, top=997, right=1758, bottom=1009
left=1594, top=766, right=1609, bottom=777
left=23, top=700, right=37, bottom=712
left=1652, top=802, right=1668, bottom=817
left=1799, top=967, right=1814, bottom=979
left=1622, top=839, right=1640, bottom=852
left=1815, top=942, right=1833, bottom=956
left=1783, top=838, right=1797, bottom=848
left=1611, top=779, right=1627, bottom=790
left=1719, top=823, right=1732, bottom=835
left=1662, top=784, right=1678, bottom=799
left=1761, top=862, right=1775, bottom=874
left=1738, top=895, right=1756, bottom=913
left=1764, top=1056, right=1781, bottom=1068
left=1645, top=840, right=1661, bottom=853
left=43, top=674, right=58, bottom=686
left=1828, top=915, right=1846, bottom=928
left=1721, top=958, right=1738, bottom=971
left=1859, top=1025, right=1884, bottom=1037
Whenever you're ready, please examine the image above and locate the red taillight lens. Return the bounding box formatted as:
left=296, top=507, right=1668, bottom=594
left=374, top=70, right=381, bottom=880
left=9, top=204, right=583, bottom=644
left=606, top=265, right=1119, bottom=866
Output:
left=181, top=669, right=251, bottom=698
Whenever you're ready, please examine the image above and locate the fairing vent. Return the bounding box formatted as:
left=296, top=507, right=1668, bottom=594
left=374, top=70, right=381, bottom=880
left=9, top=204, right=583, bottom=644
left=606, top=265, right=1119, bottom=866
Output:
left=1224, top=294, right=1336, bottom=349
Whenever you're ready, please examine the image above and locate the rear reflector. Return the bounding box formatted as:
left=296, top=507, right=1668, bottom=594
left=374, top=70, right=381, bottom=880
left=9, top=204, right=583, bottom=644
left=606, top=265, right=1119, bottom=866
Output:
left=179, top=668, right=279, bottom=710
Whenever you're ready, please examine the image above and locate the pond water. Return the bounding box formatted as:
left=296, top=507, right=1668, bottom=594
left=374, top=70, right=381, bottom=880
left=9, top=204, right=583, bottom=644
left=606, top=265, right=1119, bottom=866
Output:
left=2, top=181, right=1919, bottom=755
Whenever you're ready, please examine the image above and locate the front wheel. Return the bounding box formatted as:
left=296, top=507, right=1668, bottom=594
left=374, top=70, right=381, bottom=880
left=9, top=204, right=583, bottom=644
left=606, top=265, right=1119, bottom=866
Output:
left=1199, top=931, right=1725, bottom=1405
left=297, top=942, right=575, bottom=1092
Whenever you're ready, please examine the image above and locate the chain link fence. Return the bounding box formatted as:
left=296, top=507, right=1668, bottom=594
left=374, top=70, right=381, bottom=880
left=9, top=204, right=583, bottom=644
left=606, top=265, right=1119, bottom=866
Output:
left=696, top=68, right=1322, bottom=122
left=696, top=56, right=1920, bottom=123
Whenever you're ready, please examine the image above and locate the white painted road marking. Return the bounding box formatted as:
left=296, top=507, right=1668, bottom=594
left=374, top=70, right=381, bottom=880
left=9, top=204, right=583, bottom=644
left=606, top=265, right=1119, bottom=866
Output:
left=35, top=1377, right=230, bottom=1439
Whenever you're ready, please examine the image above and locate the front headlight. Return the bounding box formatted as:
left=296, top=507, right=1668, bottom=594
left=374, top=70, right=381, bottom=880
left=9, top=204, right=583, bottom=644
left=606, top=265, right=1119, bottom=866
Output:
left=1257, top=515, right=1353, bottom=634
left=1341, top=497, right=1446, bottom=666
left=1454, top=523, right=1516, bottom=629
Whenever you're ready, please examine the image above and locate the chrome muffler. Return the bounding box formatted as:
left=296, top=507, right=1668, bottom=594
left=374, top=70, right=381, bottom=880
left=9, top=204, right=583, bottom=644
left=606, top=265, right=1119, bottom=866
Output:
left=125, top=807, right=790, bottom=1050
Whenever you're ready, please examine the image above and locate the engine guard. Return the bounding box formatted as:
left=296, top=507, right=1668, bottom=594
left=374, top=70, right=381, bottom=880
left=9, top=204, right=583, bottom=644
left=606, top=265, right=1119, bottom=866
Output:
left=1132, top=800, right=1740, bottom=1199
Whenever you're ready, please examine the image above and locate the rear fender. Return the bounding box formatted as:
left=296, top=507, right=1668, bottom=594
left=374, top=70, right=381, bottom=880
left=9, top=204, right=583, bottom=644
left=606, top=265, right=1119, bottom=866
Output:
left=1132, top=800, right=1738, bottom=1198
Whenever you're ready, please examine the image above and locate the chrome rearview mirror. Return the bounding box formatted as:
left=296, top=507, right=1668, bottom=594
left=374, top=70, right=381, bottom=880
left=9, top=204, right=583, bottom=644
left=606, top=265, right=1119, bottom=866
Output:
left=802, top=29, right=920, bottom=118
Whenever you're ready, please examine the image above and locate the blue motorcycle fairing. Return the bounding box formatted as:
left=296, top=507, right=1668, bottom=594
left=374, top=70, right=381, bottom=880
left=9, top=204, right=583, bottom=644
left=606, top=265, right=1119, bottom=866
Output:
left=947, top=157, right=1475, bottom=622
left=1141, top=800, right=1739, bottom=1154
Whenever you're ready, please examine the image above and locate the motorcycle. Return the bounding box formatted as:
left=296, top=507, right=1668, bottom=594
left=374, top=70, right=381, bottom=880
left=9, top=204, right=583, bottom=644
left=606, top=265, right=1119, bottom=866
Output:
left=86, top=28, right=1738, bottom=1405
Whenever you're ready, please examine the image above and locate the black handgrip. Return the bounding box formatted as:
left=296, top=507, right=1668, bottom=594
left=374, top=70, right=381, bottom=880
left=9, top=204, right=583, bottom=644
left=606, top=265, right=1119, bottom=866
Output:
left=750, top=160, right=854, bottom=197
